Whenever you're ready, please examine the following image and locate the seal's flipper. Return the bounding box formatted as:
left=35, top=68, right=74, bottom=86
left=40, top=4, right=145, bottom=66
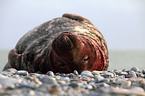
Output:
left=8, top=49, right=22, bottom=70
left=3, top=63, right=11, bottom=71
left=62, top=13, right=92, bottom=24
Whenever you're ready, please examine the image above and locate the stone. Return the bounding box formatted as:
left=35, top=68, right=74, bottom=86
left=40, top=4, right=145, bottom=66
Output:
left=101, top=71, right=114, bottom=78
left=139, top=82, right=145, bottom=89
left=102, top=87, right=145, bottom=95
left=17, top=84, right=36, bottom=89
left=0, top=84, right=3, bottom=89
left=62, top=77, right=70, bottom=83
left=0, top=74, right=7, bottom=78
left=12, top=75, right=20, bottom=78
left=131, top=67, right=140, bottom=72
left=81, top=70, right=94, bottom=78
left=6, top=68, right=17, bottom=73
left=121, top=81, right=131, bottom=87
left=57, top=80, right=66, bottom=85
left=96, top=82, right=109, bottom=87
left=15, top=70, right=29, bottom=76
left=48, top=85, right=61, bottom=94
left=136, top=72, right=144, bottom=77
left=68, top=73, right=75, bottom=78
left=86, top=84, right=93, bottom=89
left=82, top=77, right=92, bottom=82
left=92, top=71, right=101, bottom=75
left=114, top=78, right=126, bottom=84
left=0, top=67, right=145, bottom=96
left=94, top=75, right=105, bottom=83
left=34, top=78, right=39, bottom=84
left=30, top=73, right=45, bottom=79
left=114, top=71, right=120, bottom=75
left=142, top=69, right=145, bottom=74
left=46, top=71, right=54, bottom=77
left=40, top=76, right=57, bottom=84
left=130, top=86, right=144, bottom=92
left=89, top=82, right=97, bottom=89
left=129, top=71, right=137, bottom=78
left=119, top=72, right=128, bottom=76
left=69, top=83, right=79, bottom=88
left=0, top=77, right=22, bottom=87
left=122, top=69, right=129, bottom=72
left=74, top=70, right=79, bottom=75
left=6, top=84, right=15, bottom=89
left=28, top=90, right=35, bottom=95
left=24, top=76, right=34, bottom=81
left=1, top=71, right=12, bottom=76
left=137, top=79, right=144, bottom=84
left=101, top=78, right=110, bottom=83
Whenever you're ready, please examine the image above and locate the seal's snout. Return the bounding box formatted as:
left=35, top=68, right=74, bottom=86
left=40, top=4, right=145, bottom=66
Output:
left=52, top=32, right=77, bottom=56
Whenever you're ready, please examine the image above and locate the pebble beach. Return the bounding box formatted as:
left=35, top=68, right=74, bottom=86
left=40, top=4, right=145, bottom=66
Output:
left=0, top=67, right=145, bottom=96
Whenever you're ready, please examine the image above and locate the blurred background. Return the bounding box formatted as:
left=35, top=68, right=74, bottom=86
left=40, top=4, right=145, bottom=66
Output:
left=0, top=0, right=145, bottom=71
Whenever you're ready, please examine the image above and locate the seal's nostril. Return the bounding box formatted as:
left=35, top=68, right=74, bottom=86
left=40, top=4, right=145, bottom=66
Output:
left=59, top=64, right=66, bottom=67
left=59, top=35, right=72, bottom=49
left=56, top=62, right=66, bottom=67
left=52, top=32, right=78, bottom=55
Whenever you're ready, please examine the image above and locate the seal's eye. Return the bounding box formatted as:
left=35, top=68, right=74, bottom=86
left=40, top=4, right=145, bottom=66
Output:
left=82, top=55, right=89, bottom=63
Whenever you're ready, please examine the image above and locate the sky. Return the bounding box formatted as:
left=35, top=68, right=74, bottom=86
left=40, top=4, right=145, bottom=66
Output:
left=0, top=0, right=145, bottom=50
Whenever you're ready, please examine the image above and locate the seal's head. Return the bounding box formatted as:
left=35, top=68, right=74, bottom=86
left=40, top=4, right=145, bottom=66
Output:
left=49, top=32, right=104, bottom=73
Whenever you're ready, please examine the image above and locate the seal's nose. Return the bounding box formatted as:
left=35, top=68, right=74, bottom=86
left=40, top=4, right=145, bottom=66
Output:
left=56, top=34, right=73, bottom=50
left=52, top=32, right=78, bottom=55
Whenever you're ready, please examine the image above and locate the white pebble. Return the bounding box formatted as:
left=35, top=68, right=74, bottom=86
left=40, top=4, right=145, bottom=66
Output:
left=121, top=81, right=131, bottom=87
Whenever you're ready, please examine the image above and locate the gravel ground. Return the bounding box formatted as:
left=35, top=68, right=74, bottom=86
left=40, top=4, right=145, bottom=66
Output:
left=0, top=67, right=145, bottom=96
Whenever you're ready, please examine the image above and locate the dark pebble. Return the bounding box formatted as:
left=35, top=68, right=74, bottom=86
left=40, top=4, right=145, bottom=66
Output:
left=69, top=83, right=79, bottom=88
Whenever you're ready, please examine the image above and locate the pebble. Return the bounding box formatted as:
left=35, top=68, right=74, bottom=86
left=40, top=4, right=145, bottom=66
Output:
left=46, top=71, right=54, bottom=77
left=121, top=81, right=131, bottom=87
left=0, top=84, right=3, bottom=89
left=15, top=70, right=29, bottom=76
left=94, top=75, right=104, bottom=82
left=96, top=82, right=109, bottom=87
left=139, top=82, right=145, bottom=89
left=136, top=72, right=144, bottom=77
left=130, top=86, right=144, bottom=92
left=1, top=71, right=12, bottom=76
left=28, top=90, right=35, bottom=95
left=0, top=77, right=22, bottom=87
left=81, top=70, right=94, bottom=77
left=40, top=76, right=57, bottom=84
left=73, top=70, right=79, bottom=75
left=57, top=80, right=66, bottom=85
left=101, top=71, right=114, bottom=78
left=131, top=67, right=140, bottom=72
left=0, top=74, right=7, bottom=78
left=34, top=78, right=39, bottom=83
left=82, top=77, right=91, bottom=82
left=119, top=72, right=128, bottom=76
left=142, top=69, right=145, bottom=74
left=69, top=83, right=79, bottom=88
left=6, top=68, right=17, bottom=73
left=129, top=71, right=137, bottom=78
left=30, top=73, right=45, bottom=79
left=48, top=85, right=61, bottom=94
left=0, top=68, right=145, bottom=95
left=92, top=71, right=100, bottom=75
